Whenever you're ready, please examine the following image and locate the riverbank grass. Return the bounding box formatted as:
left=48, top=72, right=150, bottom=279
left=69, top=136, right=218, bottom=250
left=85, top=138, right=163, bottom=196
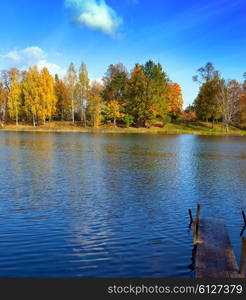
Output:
left=0, top=121, right=246, bottom=136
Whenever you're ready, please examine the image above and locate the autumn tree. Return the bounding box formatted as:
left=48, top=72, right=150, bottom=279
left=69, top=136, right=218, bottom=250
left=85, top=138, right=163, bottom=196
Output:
left=183, top=105, right=197, bottom=121
left=193, top=63, right=221, bottom=125
left=142, top=60, right=170, bottom=126
left=105, top=100, right=122, bottom=127
left=127, top=61, right=170, bottom=127
left=217, top=80, right=243, bottom=132
left=55, top=75, right=71, bottom=121
left=66, top=63, right=77, bottom=123
left=0, top=82, right=8, bottom=126
left=103, top=62, right=170, bottom=127
left=22, top=67, right=56, bottom=126
left=194, top=77, right=222, bottom=127
left=87, top=80, right=103, bottom=127
left=127, top=63, right=148, bottom=126
left=22, top=66, right=41, bottom=126
left=238, top=93, right=246, bottom=124
left=167, top=83, right=184, bottom=120
left=40, top=67, right=57, bottom=123
left=8, top=68, right=22, bottom=125
left=238, top=74, right=246, bottom=123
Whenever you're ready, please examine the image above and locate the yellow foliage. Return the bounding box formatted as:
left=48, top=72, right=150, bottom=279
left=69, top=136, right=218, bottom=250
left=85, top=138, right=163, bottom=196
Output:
left=23, top=66, right=57, bottom=125
left=106, top=100, right=123, bottom=126
left=88, top=81, right=103, bottom=127
left=8, top=69, right=22, bottom=124
left=107, top=100, right=122, bottom=118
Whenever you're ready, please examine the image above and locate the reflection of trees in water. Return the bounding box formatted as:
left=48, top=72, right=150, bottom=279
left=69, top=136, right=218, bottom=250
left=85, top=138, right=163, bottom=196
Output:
left=93, top=135, right=181, bottom=225
left=2, top=132, right=56, bottom=208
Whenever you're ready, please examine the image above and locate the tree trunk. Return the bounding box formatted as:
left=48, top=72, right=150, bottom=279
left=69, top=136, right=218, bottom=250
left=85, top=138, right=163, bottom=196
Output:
left=113, top=117, right=116, bottom=127
left=225, top=123, right=229, bottom=133
left=72, top=100, right=75, bottom=123
left=33, top=115, right=36, bottom=127
left=81, top=109, right=86, bottom=127
left=16, top=111, right=18, bottom=126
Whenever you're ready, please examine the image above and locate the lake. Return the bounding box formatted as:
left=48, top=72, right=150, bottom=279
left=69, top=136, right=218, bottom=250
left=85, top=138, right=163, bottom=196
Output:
left=0, top=132, right=245, bottom=278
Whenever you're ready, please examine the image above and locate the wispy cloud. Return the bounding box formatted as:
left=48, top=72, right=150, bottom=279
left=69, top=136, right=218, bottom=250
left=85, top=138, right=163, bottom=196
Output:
left=0, top=47, right=47, bottom=68
left=0, top=46, right=66, bottom=78
left=65, top=0, right=123, bottom=36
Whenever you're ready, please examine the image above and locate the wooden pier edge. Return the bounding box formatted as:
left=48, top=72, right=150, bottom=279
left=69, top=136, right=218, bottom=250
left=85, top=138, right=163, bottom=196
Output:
left=190, top=205, right=246, bottom=278
left=239, top=237, right=246, bottom=277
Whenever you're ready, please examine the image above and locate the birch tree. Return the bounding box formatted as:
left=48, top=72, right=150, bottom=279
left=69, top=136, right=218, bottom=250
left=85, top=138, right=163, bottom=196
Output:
left=217, top=80, right=242, bottom=132
left=77, top=62, right=89, bottom=127
left=66, top=63, right=77, bottom=123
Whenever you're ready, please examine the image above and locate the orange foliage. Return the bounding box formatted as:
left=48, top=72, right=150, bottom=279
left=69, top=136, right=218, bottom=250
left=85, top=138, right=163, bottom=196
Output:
left=166, top=83, right=184, bottom=117
left=239, top=93, right=246, bottom=122
left=182, top=111, right=197, bottom=121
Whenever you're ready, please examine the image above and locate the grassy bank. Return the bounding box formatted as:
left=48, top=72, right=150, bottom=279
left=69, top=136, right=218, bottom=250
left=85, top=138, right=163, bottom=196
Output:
left=0, top=121, right=246, bottom=136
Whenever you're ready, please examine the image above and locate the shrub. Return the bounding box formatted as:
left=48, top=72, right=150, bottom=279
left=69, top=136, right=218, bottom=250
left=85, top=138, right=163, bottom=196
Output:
left=123, top=115, right=134, bottom=128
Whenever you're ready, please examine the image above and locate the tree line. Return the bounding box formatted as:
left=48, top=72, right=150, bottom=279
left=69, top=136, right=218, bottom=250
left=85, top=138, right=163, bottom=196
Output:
left=0, top=60, right=183, bottom=128
left=188, top=62, right=246, bottom=132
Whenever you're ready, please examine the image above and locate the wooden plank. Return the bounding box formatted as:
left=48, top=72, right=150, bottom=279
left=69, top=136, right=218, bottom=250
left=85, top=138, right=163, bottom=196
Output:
left=239, top=237, right=246, bottom=277
left=195, top=218, right=242, bottom=278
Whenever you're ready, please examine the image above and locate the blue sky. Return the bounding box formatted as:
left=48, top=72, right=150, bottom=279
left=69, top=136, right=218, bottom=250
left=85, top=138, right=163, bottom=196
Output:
left=0, top=0, right=246, bottom=106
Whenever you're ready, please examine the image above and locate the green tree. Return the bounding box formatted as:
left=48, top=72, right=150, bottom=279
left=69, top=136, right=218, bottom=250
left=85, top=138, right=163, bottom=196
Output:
left=123, top=114, right=134, bottom=128
left=194, top=77, right=222, bottom=127
left=77, top=62, right=90, bottom=127
left=193, top=63, right=221, bottom=125
left=103, top=63, right=128, bottom=106
left=144, top=60, right=170, bottom=125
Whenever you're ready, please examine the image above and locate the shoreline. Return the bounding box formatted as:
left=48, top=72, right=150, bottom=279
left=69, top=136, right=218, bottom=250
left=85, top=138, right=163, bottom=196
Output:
left=1, top=123, right=246, bottom=136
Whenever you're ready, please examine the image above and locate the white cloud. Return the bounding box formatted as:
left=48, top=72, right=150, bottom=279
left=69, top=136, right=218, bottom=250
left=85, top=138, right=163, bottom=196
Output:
left=65, top=0, right=122, bottom=36
left=0, top=46, right=66, bottom=78
left=0, top=47, right=46, bottom=68
left=37, top=60, right=67, bottom=78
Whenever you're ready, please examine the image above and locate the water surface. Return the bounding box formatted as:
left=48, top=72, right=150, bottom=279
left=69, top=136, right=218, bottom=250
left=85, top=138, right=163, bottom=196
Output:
left=0, top=132, right=245, bottom=277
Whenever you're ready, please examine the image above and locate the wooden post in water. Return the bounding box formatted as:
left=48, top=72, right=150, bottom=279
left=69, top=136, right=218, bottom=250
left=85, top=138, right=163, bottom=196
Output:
left=193, top=204, right=201, bottom=245
left=242, top=211, right=246, bottom=225
left=239, top=237, right=246, bottom=277
left=240, top=211, right=246, bottom=237
left=196, top=204, right=201, bottom=221
left=189, top=209, right=193, bottom=222
left=189, top=209, right=193, bottom=227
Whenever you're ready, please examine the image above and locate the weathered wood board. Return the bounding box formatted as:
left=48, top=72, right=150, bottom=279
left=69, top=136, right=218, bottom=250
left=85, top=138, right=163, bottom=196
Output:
left=195, top=218, right=242, bottom=278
